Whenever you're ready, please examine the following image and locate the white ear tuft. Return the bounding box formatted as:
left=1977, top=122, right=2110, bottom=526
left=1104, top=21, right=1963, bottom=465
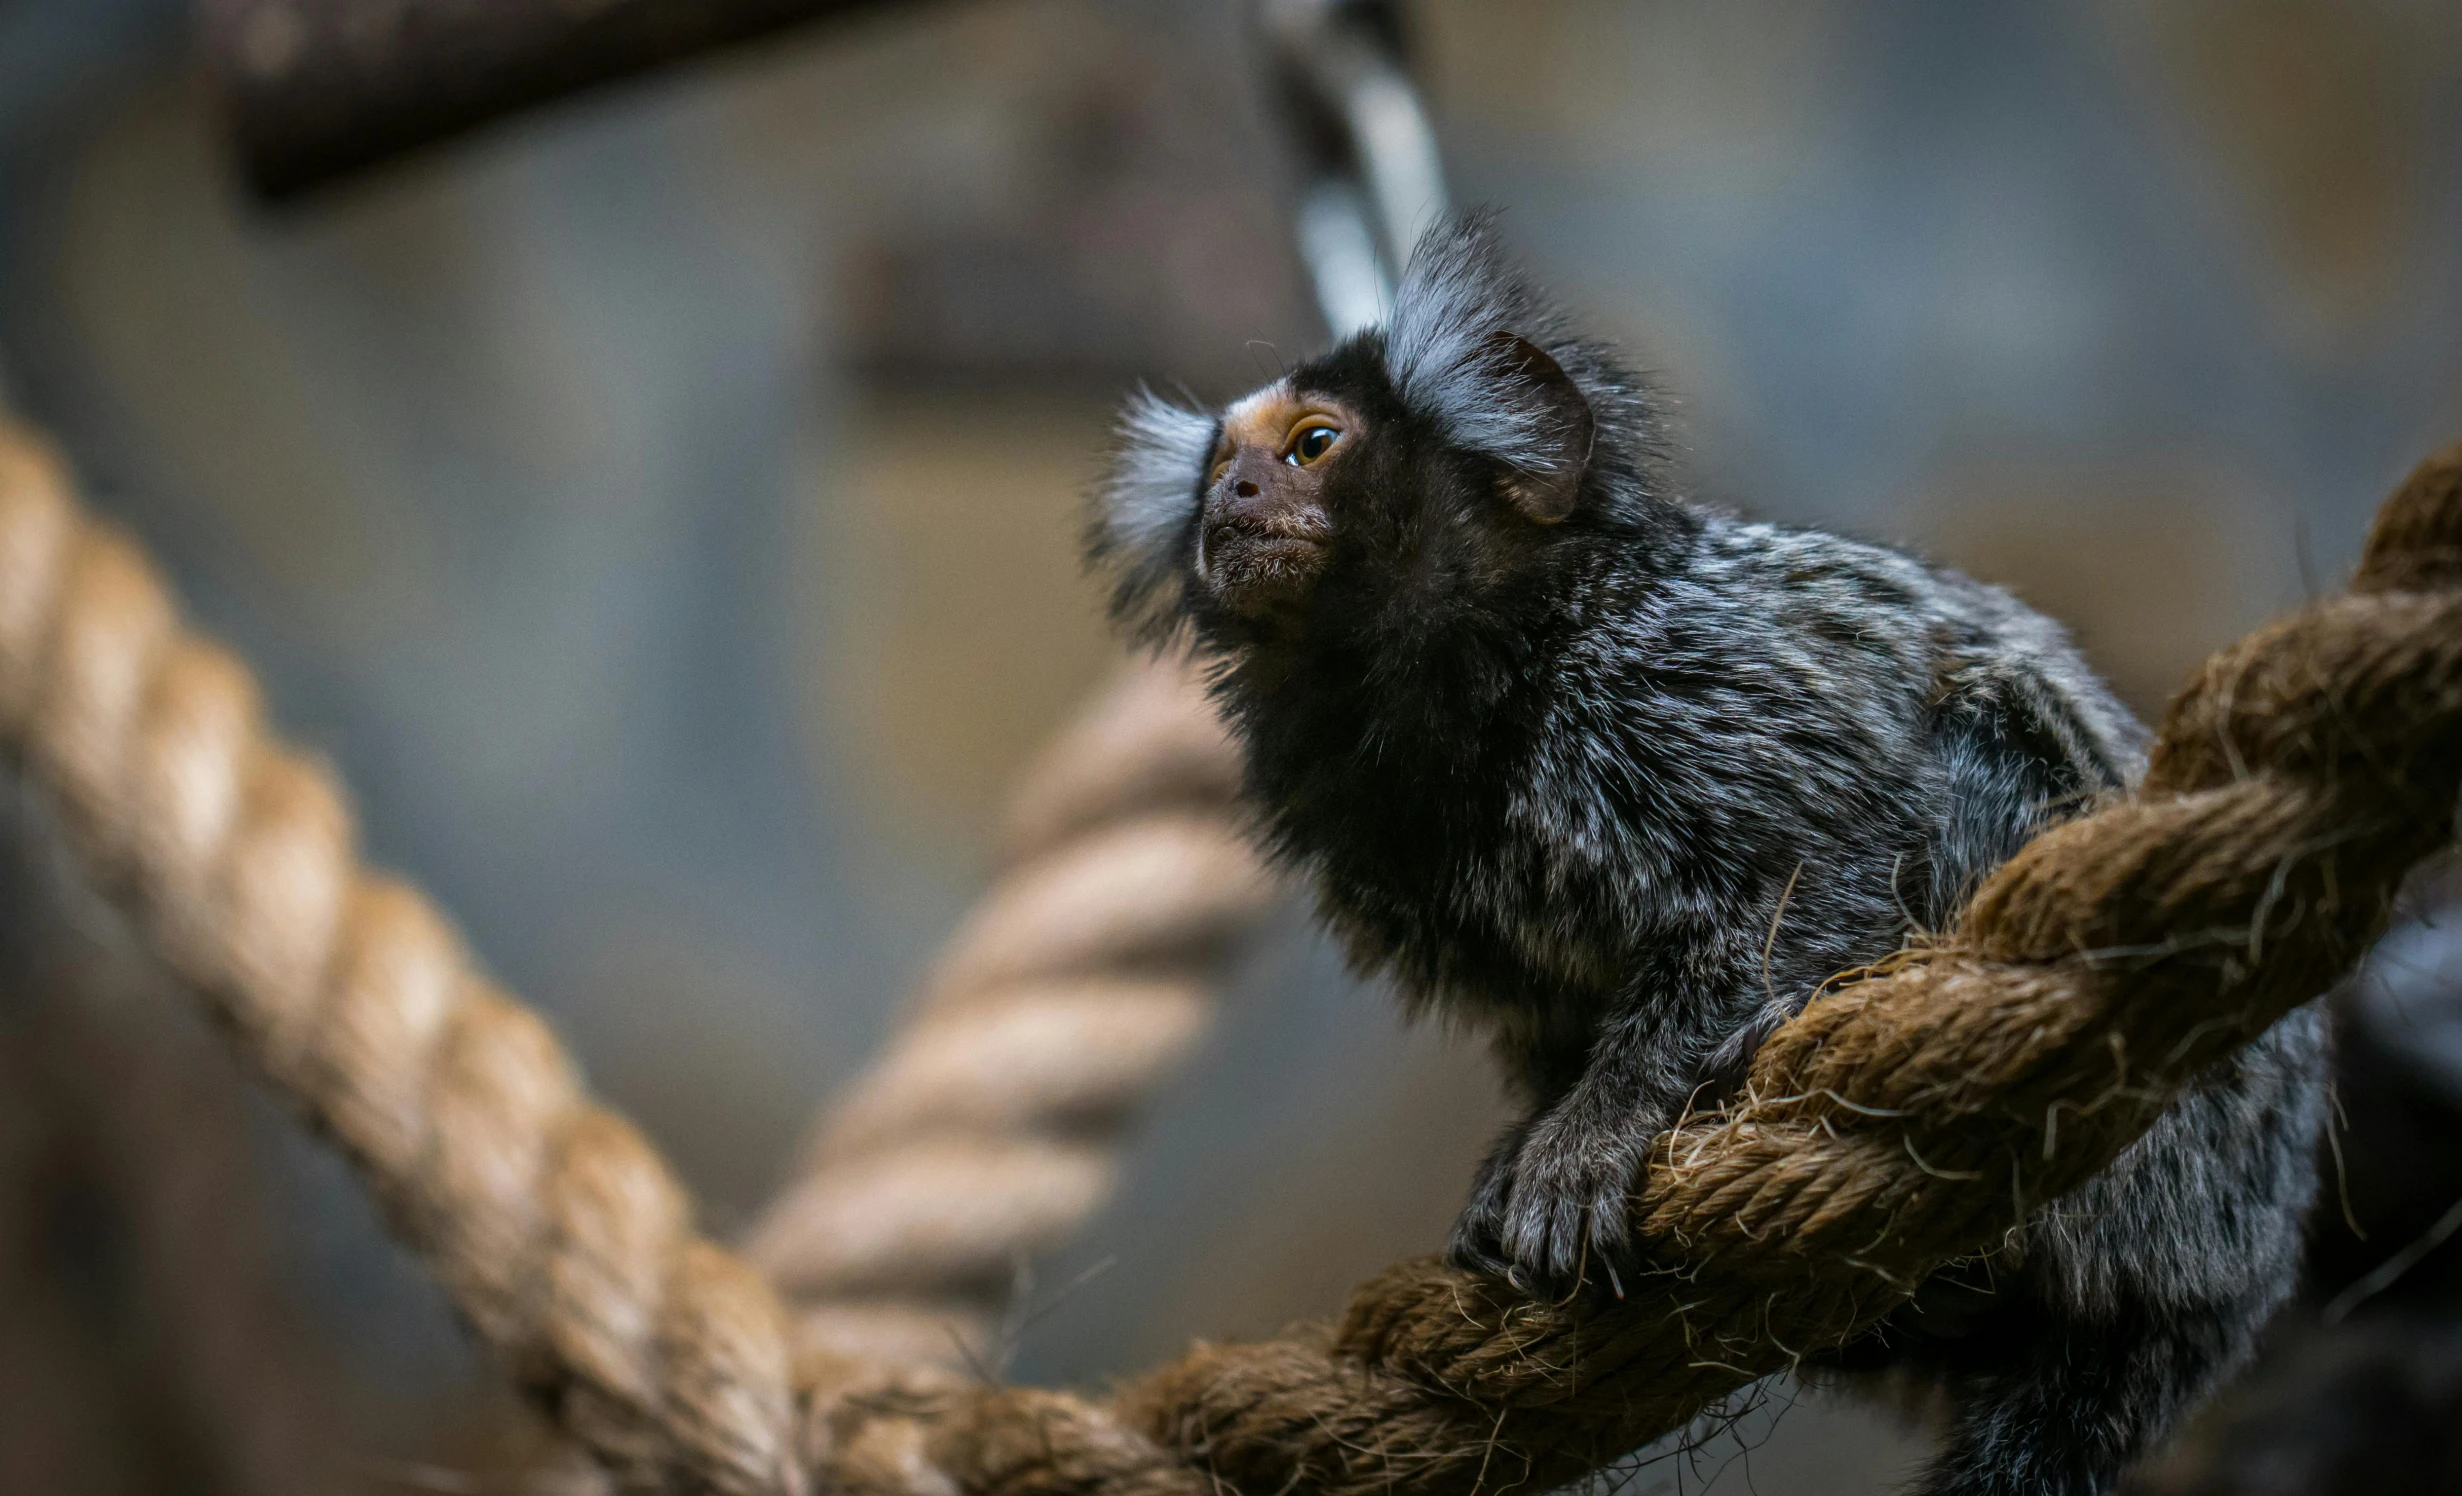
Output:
left=1383, top=215, right=1595, bottom=500
left=1090, top=387, right=1216, bottom=639
left=1101, top=389, right=1214, bottom=558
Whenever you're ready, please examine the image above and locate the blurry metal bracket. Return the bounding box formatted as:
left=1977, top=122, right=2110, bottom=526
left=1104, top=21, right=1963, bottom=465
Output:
left=198, top=0, right=911, bottom=201
left=1262, top=0, right=1449, bottom=338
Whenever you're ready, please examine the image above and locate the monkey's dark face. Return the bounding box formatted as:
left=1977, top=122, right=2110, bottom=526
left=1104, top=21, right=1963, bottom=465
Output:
left=1181, top=332, right=1597, bottom=655
left=1194, top=384, right=1354, bottom=625
left=1092, top=215, right=1665, bottom=658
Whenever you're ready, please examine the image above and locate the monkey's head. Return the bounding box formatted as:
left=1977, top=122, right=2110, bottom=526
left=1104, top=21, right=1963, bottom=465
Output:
left=1089, top=214, right=1680, bottom=663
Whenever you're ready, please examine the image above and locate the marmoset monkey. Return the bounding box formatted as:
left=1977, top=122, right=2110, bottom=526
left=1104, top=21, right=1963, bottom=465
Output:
left=1086, top=215, right=2327, bottom=1496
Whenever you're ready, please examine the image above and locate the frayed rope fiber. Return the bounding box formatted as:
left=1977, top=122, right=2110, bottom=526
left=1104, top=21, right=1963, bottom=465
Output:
left=1, top=411, right=2455, bottom=1496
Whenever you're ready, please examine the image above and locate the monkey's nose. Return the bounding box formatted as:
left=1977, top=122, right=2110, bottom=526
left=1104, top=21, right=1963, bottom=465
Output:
left=1207, top=448, right=1308, bottom=536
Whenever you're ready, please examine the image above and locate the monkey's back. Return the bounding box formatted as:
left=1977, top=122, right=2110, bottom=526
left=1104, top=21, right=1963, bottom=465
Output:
left=1482, top=517, right=2144, bottom=1034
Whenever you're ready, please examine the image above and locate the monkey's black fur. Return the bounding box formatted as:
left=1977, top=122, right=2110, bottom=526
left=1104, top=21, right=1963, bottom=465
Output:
left=1089, top=216, right=2327, bottom=1496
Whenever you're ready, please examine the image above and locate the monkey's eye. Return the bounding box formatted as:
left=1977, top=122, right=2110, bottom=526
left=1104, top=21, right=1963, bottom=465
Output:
left=1287, top=424, right=1341, bottom=466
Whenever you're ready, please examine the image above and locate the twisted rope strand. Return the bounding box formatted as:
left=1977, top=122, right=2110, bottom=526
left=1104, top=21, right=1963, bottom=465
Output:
left=0, top=421, right=804, bottom=1496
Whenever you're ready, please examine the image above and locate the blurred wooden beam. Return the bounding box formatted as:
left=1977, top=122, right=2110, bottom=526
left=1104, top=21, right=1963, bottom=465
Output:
left=199, top=0, right=922, bottom=202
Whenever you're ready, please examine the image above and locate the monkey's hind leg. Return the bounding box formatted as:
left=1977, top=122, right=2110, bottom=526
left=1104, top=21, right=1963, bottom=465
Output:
left=1918, top=1294, right=2240, bottom=1496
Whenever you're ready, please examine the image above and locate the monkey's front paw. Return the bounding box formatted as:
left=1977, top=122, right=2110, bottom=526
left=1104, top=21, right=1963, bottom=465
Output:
left=1449, top=1117, right=1649, bottom=1297
left=1498, top=1137, right=1645, bottom=1295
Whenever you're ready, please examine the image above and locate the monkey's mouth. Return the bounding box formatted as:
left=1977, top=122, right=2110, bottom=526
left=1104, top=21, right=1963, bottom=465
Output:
left=1202, top=526, right=1328, bottom=616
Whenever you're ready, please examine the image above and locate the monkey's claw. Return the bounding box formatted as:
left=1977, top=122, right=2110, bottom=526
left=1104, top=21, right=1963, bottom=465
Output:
left=1448, top=1135, right=1524, bottom=1282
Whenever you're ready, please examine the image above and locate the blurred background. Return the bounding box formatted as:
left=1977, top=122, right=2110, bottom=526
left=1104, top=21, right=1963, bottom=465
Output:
left=0, top=0, right=2459, bottom=1491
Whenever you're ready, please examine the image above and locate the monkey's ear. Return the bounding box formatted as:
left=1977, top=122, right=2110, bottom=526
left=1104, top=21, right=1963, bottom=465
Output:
left=1385, top=215, right=1599, bottom=521
left=1485, top=332, right=1594, bottom=524
left=1087, top=388, right=1216, bottom=641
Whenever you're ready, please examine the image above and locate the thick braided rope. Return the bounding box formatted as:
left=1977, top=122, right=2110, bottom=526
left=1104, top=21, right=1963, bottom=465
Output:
left=743, top=657, right=1276, bottom=1370
left=0, top=420, right=805, bottom=1496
